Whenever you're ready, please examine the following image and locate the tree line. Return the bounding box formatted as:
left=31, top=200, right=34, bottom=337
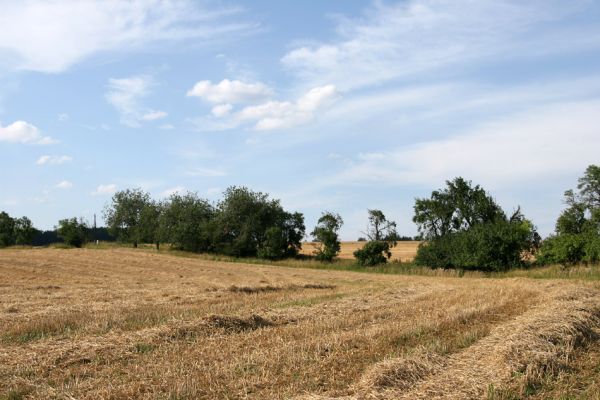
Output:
left=1, top=165, right=599, bottom=270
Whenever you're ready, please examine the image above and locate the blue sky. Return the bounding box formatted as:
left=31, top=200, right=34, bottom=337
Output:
left=1, top=0, right=600, bottom=239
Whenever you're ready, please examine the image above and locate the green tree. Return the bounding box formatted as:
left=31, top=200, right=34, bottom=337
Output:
left=413, top=178, right=538, bottom=271
left=56, top=218, right=88, bottom=248
left=14, top=216, right=37, bottom=245
left=413, top=177, right=505, bottom=239
left=354, top=209, right=398, bottom=266
left=213, top=186, right=305, bottom=258
left=538, top=165, right=600, bottom=265
left=311, top=212, right=343, bottom=262
left=0, top=211, right=15, bottom=247
left=138, top=200, right=162, bottom=250
left=159, top=192, right=214, bottom=252
left=103, top=188, right=151, bottom=248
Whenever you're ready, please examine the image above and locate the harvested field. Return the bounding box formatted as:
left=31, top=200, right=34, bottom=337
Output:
left=300, top=241, right=421, bottom=261
left=1, top=248, right=599, bottom=399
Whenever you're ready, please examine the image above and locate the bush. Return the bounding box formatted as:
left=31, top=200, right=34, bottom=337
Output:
left=353, top=240, right=391, bottom=266
left=537, top=233, right=599, bottom=266
left=311, top=212, right=343, bottom=262
left=56, top=218, right=88, bottom=248
left=414, top=220, right=535, bottom=271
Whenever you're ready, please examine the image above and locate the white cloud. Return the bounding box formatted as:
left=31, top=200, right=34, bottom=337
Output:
left=36, top=155, right=72, bottom=165
left=92, top=184, right=117, bottom=196
left=0, top=121, right=56, bottom=145
left=141, top=110, right=167, bottom=121
left=0, top=1, right=256, bottom=73
left=211, top=103, right=233, bottom=117
left=161, top=186, right=185, bottom=197
left=238, top=84, right=340, bottom=130
left=281, top=1, right=598, bottom=91
left=55, top=180, right=73, bottom=189
left=106, top=76, right=167, bottom=127
left=187, top=79, right=273, bottom=104
left=186, top=167, right=227, bottom=177
left=327, top=100, right=600, bottom=188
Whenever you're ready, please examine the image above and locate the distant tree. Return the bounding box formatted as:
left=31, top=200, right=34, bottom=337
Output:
left=538, top=165, right=600, bottom=265
left=159, top=192, right=214, bottom=252
left=311, top=212, right=343, bottom=262
left=104, top=188, right=151, bottom=248
left=0, top=211, right=16, bottom=247
left=211, top=187, right=305, bottom=258
left=355, top=209, right=398, bottom=266
left=14, top=216, right=36, bottom=245
left=413, top=178, right=539, bottom=271
left=138, top=200, right=162, bottom=250
left=56, top=218, right=89, bottom=248
left=357, top=237, right=367, bottom=242
left=413, top=177, right=505, bottom=239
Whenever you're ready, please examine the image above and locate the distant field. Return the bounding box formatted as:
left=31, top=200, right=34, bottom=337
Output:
left=1, top=248, right=600, bottom=399
left=300, top=241, right=421, bottom=261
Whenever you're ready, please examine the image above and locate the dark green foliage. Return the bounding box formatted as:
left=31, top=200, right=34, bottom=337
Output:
left=311, top=212, right=343, bottom=262
left=159, top=192, right=214, bottom=253
left=413, top=178, right=538, bottom=271
left=211, top=187, right=305, bottom=258
left=139, top=201, right=162, bottom=249
left=413, top=177, right=505, bottom=239
left=415, top=219, right=538, bottom=271
left=538, top=165, right=600, bottom=266
left=0, top=212, right=37, bottom=247
left=0, top=212, right=16, bottom=247
left=56, top=218, right=88, bottom=248
left=354, top=240, right=392, bottom=266
left=103, top=188, right=151, bottom=248
left=13, top=217, right=36, bottom=245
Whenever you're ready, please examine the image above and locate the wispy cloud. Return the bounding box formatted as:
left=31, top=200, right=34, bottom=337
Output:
left=0, top=1, right=257, bottom=73
left=0, top=121, right=56, bottom=145
left=36, top=155, right=72, bottom=166
left=92, top=184, right=117, bottom=196
left=186, top=167, right=227, bottom=177
left=281, top=1, right=599, bottom=91
left=187, top=79, right=273, bottom=104
left=55, top=180, right=73, bottom=189
left=105, top=75, right=167, bottom=127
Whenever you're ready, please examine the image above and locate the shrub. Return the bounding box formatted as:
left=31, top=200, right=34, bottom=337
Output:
left=537, top=233, right=598, bottom=266
left=311, top=212, right=343, bottom=262
left=56, top=218, right=88, bottom=248
left=353, top=241, right=392, bottom=266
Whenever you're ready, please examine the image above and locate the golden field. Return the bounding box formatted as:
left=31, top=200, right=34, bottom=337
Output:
left=300, top=241, right=421, bottom=261
left=1, top=248, right=600, bottom=399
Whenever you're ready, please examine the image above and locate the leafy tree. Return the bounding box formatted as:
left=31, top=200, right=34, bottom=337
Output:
left=538, top=165, right=600, bottom=265
left=311, top=212, right=343, bottom=262
left=56, top=218, right=88, bottom=248
left=104, top=189, right=151, bottom=247
left=354, top=240, right=392, bottom=266
left=413, top=178, right=538, bottom=271
left=159, top=192, right=214, bottom=252
left=354, top=209, right=398, bottom=266
left=213, top=187, right=305, bottom=258
left=14, top=216, right=36, bottom=245
left=0, top=211, right=16, bottom=247
left=138, top=200, right=162, bottom=250
left=413, top=177, right=505, bottom=239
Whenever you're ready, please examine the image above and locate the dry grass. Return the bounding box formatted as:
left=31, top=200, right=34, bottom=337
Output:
left=300, top=241, right=421, bottom=261
left=0, top=248, right=599, bottom=399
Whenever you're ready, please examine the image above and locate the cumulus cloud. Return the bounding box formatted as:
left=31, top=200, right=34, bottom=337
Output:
left=92, top=184, right=117, bottom=196
left=105, top=76, right=167, bottom=127
left=238, top=84, right=340, bottom=130
left=55, top=180, right=73, bottom=189
left=281, top=1, right=598, bottom=91
left=191, top=84, right=340, bottom=131
left=0, top=121, right=56, bottom=145
left=0, top=1, right=256, bottom=73
left=187, top=79, right=273, bottom=104
left=36, top=155, right=72, bottom=165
